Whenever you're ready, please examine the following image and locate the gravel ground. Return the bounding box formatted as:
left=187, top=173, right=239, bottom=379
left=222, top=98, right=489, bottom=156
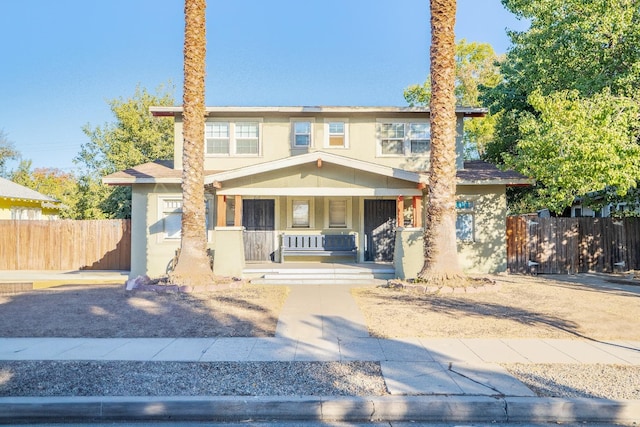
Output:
left=504, top=364, right=640, bottom=400
left=0, top=361, right=388, bottom=397
left=2, top=360, right=639, bottom=399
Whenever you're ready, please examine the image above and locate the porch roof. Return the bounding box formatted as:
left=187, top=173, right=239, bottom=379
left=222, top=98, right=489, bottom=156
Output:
left=206, top=151, right=424, bottom=187
left=102, top=156, right=532, bottom=188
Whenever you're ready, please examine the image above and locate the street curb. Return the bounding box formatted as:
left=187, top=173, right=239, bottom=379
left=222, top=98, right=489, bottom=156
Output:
left=1, top=395, right=639, bottom=424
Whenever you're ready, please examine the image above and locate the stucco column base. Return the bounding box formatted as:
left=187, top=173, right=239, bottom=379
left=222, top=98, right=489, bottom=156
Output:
left=393, top=228, right=424, bottom=280
left=212, top=227, right=246, bottom=278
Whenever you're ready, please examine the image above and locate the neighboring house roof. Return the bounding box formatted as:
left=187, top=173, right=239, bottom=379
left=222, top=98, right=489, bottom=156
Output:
left=150, top=105, right=487, bottom=118
left=0, top=177, right=58, bottom=203
left=103, top=154, right=532, bottom=187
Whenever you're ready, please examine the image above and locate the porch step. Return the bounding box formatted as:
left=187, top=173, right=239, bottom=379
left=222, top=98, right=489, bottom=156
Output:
left=262, top=273, right=375, bottom=280
left=245, top=263, right=395, bottom=285
left=251, top=277, right=381, bottom=285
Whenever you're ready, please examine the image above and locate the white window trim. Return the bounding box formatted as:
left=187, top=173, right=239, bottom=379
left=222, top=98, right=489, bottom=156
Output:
left=324, top=197, right=352, bottom=229
left=291, top=118, right=315, bottom=149
left=157, top=195, right=213, bottom=242
left=205, top=118, right=263, bottom=157
left=11, top=206, right=42, bottom=220
left=323, top=119, right=349, bottom=149
left=287, top=197, right=315, bottom=229
left=376, top=119, right=430, bottom=157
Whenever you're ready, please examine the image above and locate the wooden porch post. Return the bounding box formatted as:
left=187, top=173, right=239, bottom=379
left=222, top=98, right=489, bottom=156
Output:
left=216, top=195, right=225, bottom=227
left=234, top=195, right=242, bottom=227
left=397, top=196, right=404, bottom=227
left=413, top=196, right=422, bottom=228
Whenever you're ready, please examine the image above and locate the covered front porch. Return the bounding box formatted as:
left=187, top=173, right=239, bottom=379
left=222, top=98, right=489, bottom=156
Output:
left=208, top=151, right=426, bottom=274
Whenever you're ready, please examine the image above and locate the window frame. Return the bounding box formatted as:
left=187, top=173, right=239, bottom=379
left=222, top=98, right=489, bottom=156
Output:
left=11, top=206, right=42, bottom=220
left=324, top=119, right=349, bottom=149
left=205, top=119, right=262, bottom=157
left=455, top=198, right=476, bottom=242
left=376, top=119, right=431, bottom=157
left=291, top=118, right=314, bottom=149
left=287, top=197, right=314, bottom=229
left=158, top=196, right=213, bottom=242
left=324, top=197, right=352, bottom=229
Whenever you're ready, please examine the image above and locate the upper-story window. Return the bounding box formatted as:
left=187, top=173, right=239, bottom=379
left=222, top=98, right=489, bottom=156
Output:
left=324, top=120, right=349, bottom=148
left=377, top=121, right=431, bottom=156
left=292, top=119, right=313, bottom=148
left=205, top=120, right=261, bottom=156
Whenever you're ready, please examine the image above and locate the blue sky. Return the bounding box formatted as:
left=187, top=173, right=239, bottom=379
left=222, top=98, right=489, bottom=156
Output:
left=0, top=0, right=528, bottom=172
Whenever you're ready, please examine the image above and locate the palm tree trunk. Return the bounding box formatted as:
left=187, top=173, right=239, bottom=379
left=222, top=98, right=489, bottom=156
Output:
left=418, top=0, right=463, bottom=282
left=170, top=0, right=215, bottom=288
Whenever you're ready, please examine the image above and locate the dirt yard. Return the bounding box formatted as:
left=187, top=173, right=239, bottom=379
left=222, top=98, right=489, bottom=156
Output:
left=0, top=274, right=638, bottom=340
left=0, top=284, right=288, bottom=338
left=352, top=274, right=640, bottom=340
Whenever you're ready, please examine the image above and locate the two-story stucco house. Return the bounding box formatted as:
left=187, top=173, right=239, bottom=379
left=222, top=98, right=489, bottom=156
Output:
left=104, top=106, right=530, bottom=281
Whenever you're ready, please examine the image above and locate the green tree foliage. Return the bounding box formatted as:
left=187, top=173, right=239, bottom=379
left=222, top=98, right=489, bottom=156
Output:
left=404, top=39, right=503, bottom=158
left=504, top=90, right=640, bottom=213
left=11, top=160, right=81, bottom=218
left=75, top=84, right=175, bottom=218
left=0, top=130, right=19, bottom=178
left=483, top=0, right=640, bottom=213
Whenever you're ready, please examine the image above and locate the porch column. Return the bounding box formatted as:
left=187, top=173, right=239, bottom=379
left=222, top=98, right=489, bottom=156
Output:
left=397, top=196, right=404, bottom=227
left=234, top=195, right=242, bottom=227
left=216, top=195, right=226, bottom=227
left=413, top=196, right=422, bottom=228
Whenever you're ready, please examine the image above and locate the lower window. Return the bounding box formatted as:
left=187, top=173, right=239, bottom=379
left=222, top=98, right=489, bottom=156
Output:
left=456, top=200, right=475, bottom=242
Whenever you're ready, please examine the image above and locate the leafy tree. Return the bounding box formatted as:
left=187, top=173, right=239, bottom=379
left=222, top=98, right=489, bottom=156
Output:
left=75, top=84, right=175, bottom=218
left=418, top=0, right=461, bottom=282
left=11, top=160, right=80, bottom=218
left=503, top=89, right=640, bottom=213
left=405, top=40, right=503, bottom=158
left=482, top=0, right=640, bottom=213
left=169, top=0, right=215, bottom=287
left=0, top=130, right=19, bottom=178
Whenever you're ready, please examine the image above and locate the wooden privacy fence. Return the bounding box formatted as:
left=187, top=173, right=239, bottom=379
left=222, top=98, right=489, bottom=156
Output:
left=507, top=216, right=640, bottom=274
left=0, top=220, right=130, bottom=271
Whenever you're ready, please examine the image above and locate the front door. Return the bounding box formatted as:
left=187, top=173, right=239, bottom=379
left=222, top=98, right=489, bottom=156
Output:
left=364, top=200, right=396, bottom=262
left=243, top=199, right=275, bottom=261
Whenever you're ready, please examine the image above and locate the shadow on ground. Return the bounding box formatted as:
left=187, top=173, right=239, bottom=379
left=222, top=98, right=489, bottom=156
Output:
left=0, top=284, right=286, bottom=338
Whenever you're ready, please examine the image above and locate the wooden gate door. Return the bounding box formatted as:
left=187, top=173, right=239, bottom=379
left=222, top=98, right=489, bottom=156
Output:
left=243, top=199, right=275, bottom=261
left=364, top=200, right=396, bottom=262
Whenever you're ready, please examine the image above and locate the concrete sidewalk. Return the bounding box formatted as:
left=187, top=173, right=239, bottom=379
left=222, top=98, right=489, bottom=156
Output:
left=1, top=281, right=639, bottom=424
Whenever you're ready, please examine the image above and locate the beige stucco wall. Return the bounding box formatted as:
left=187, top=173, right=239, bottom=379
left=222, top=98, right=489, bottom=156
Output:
left=130, top=183, right=215, bottom=279
left=456, top=184, right=508, bottom=274
left=170, top=112, right=465, bottom=173
left=131, top=180, right=507, bottom=278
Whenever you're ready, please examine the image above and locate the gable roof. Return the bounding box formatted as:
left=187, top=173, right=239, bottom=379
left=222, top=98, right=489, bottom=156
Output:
left=207, top=151, right=423, bottom=186
left=0, top=177, right=58, bottom=203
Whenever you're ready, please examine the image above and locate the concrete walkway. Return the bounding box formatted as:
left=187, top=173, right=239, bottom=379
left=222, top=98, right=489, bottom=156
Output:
left=1, top=275, right=639, bottom=424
